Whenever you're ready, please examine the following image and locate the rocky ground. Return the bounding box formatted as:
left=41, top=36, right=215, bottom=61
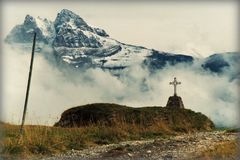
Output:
left=42, top=131, right=238, bottom=160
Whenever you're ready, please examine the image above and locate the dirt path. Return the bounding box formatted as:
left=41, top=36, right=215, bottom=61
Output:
left=42, top=131, right=238, bottom=160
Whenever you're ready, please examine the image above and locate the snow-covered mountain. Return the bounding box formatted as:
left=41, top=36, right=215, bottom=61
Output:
left=5, top=9, right=194, bottom=70
left=6, top=15, right=55, bottom=44
left=5, top=9, right=239, bottom=77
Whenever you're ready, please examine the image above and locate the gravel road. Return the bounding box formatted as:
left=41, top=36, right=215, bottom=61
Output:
left=42, top=131, right=238, bottom=160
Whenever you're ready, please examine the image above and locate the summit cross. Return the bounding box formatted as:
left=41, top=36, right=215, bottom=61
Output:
left=169, top=77, right=181, bottom=96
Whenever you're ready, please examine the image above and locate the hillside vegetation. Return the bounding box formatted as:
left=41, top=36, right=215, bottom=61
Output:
left=1, top=103, right=215, bottom=159
left=55, top=103, right=214, bottom=132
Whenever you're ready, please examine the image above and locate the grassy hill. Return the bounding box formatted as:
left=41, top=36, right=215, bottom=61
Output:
left=55, top=103, right=215, bottom=132
left=1, top=103, right=215, bottom=159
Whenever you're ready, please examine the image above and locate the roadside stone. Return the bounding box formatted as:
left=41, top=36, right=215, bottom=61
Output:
left=146, top=150, right=151, bottom=154
left=127, top=153, right=133, bottom=157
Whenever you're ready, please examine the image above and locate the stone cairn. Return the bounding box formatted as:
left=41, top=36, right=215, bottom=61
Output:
left=166, top=77, right=184, bottom=109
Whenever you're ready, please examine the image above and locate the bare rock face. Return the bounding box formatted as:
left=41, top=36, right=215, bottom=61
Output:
left=166, top=95, right=184, bottom=109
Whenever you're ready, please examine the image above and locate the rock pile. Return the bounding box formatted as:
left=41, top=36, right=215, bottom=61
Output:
left=166, top=95, right=184, bottom=109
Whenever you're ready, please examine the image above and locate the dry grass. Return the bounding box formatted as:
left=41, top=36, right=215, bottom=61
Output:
left=0, top=118, right=174, bottom=159
left=198, top=140, right=239, bottom=160
left=0, top=104, right=216, bottom=159
left=1, top=121, right=238, bottom=160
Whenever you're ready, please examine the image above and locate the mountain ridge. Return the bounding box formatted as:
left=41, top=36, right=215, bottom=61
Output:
left=5, top=9, right=240, bottom=77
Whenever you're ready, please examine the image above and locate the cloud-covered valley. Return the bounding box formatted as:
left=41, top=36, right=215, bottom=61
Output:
left=1, top=44, right=239, bottom=128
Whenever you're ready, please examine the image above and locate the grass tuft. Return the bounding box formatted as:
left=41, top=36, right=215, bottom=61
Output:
left=198, top=140, right=239, bottom=159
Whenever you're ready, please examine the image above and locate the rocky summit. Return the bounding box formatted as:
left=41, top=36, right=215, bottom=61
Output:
left=54, top=103, right=214, bottom=132
left=5, top=9, right=239, bottom=77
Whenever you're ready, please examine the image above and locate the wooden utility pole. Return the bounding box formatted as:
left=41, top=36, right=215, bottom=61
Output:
left=20, top=32, right=37, bottom=134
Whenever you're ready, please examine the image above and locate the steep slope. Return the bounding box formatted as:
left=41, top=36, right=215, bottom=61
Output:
left=5, top=9, right=194, bottom=70
left=5, top=9, right=239, bottom=77
left=5, top=15, right=55, bottom=44
left=202, top=52, right=240, bottom=77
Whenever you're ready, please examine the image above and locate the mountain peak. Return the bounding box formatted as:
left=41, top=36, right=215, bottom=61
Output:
left=24, top=14, right=35, bottom=21
left=59, top=9, right=77, bottom=17
left=5, top=9, right=239, bottom=80
left=24, top=14, right=36, bottom=26
left=55, top=9, right=88, bottom=28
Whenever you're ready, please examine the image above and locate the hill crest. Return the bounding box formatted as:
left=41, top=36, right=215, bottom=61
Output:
left=54, top=103, right=215, bottom=133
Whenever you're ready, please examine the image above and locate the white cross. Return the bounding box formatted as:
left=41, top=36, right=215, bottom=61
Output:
left=169, top=77, right=181, bottom=96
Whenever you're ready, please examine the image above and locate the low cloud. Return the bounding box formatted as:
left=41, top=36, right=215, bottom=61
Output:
left=1, top=44, right=239, bottom=127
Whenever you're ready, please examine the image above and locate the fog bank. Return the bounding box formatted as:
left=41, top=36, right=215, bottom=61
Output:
left=1, top=45, right=239, bottom=127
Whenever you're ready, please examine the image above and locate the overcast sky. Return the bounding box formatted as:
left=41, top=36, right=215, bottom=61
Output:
left=2, top=1, right=239, bottom=57
left=1, top=1, right=239, bottom=126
